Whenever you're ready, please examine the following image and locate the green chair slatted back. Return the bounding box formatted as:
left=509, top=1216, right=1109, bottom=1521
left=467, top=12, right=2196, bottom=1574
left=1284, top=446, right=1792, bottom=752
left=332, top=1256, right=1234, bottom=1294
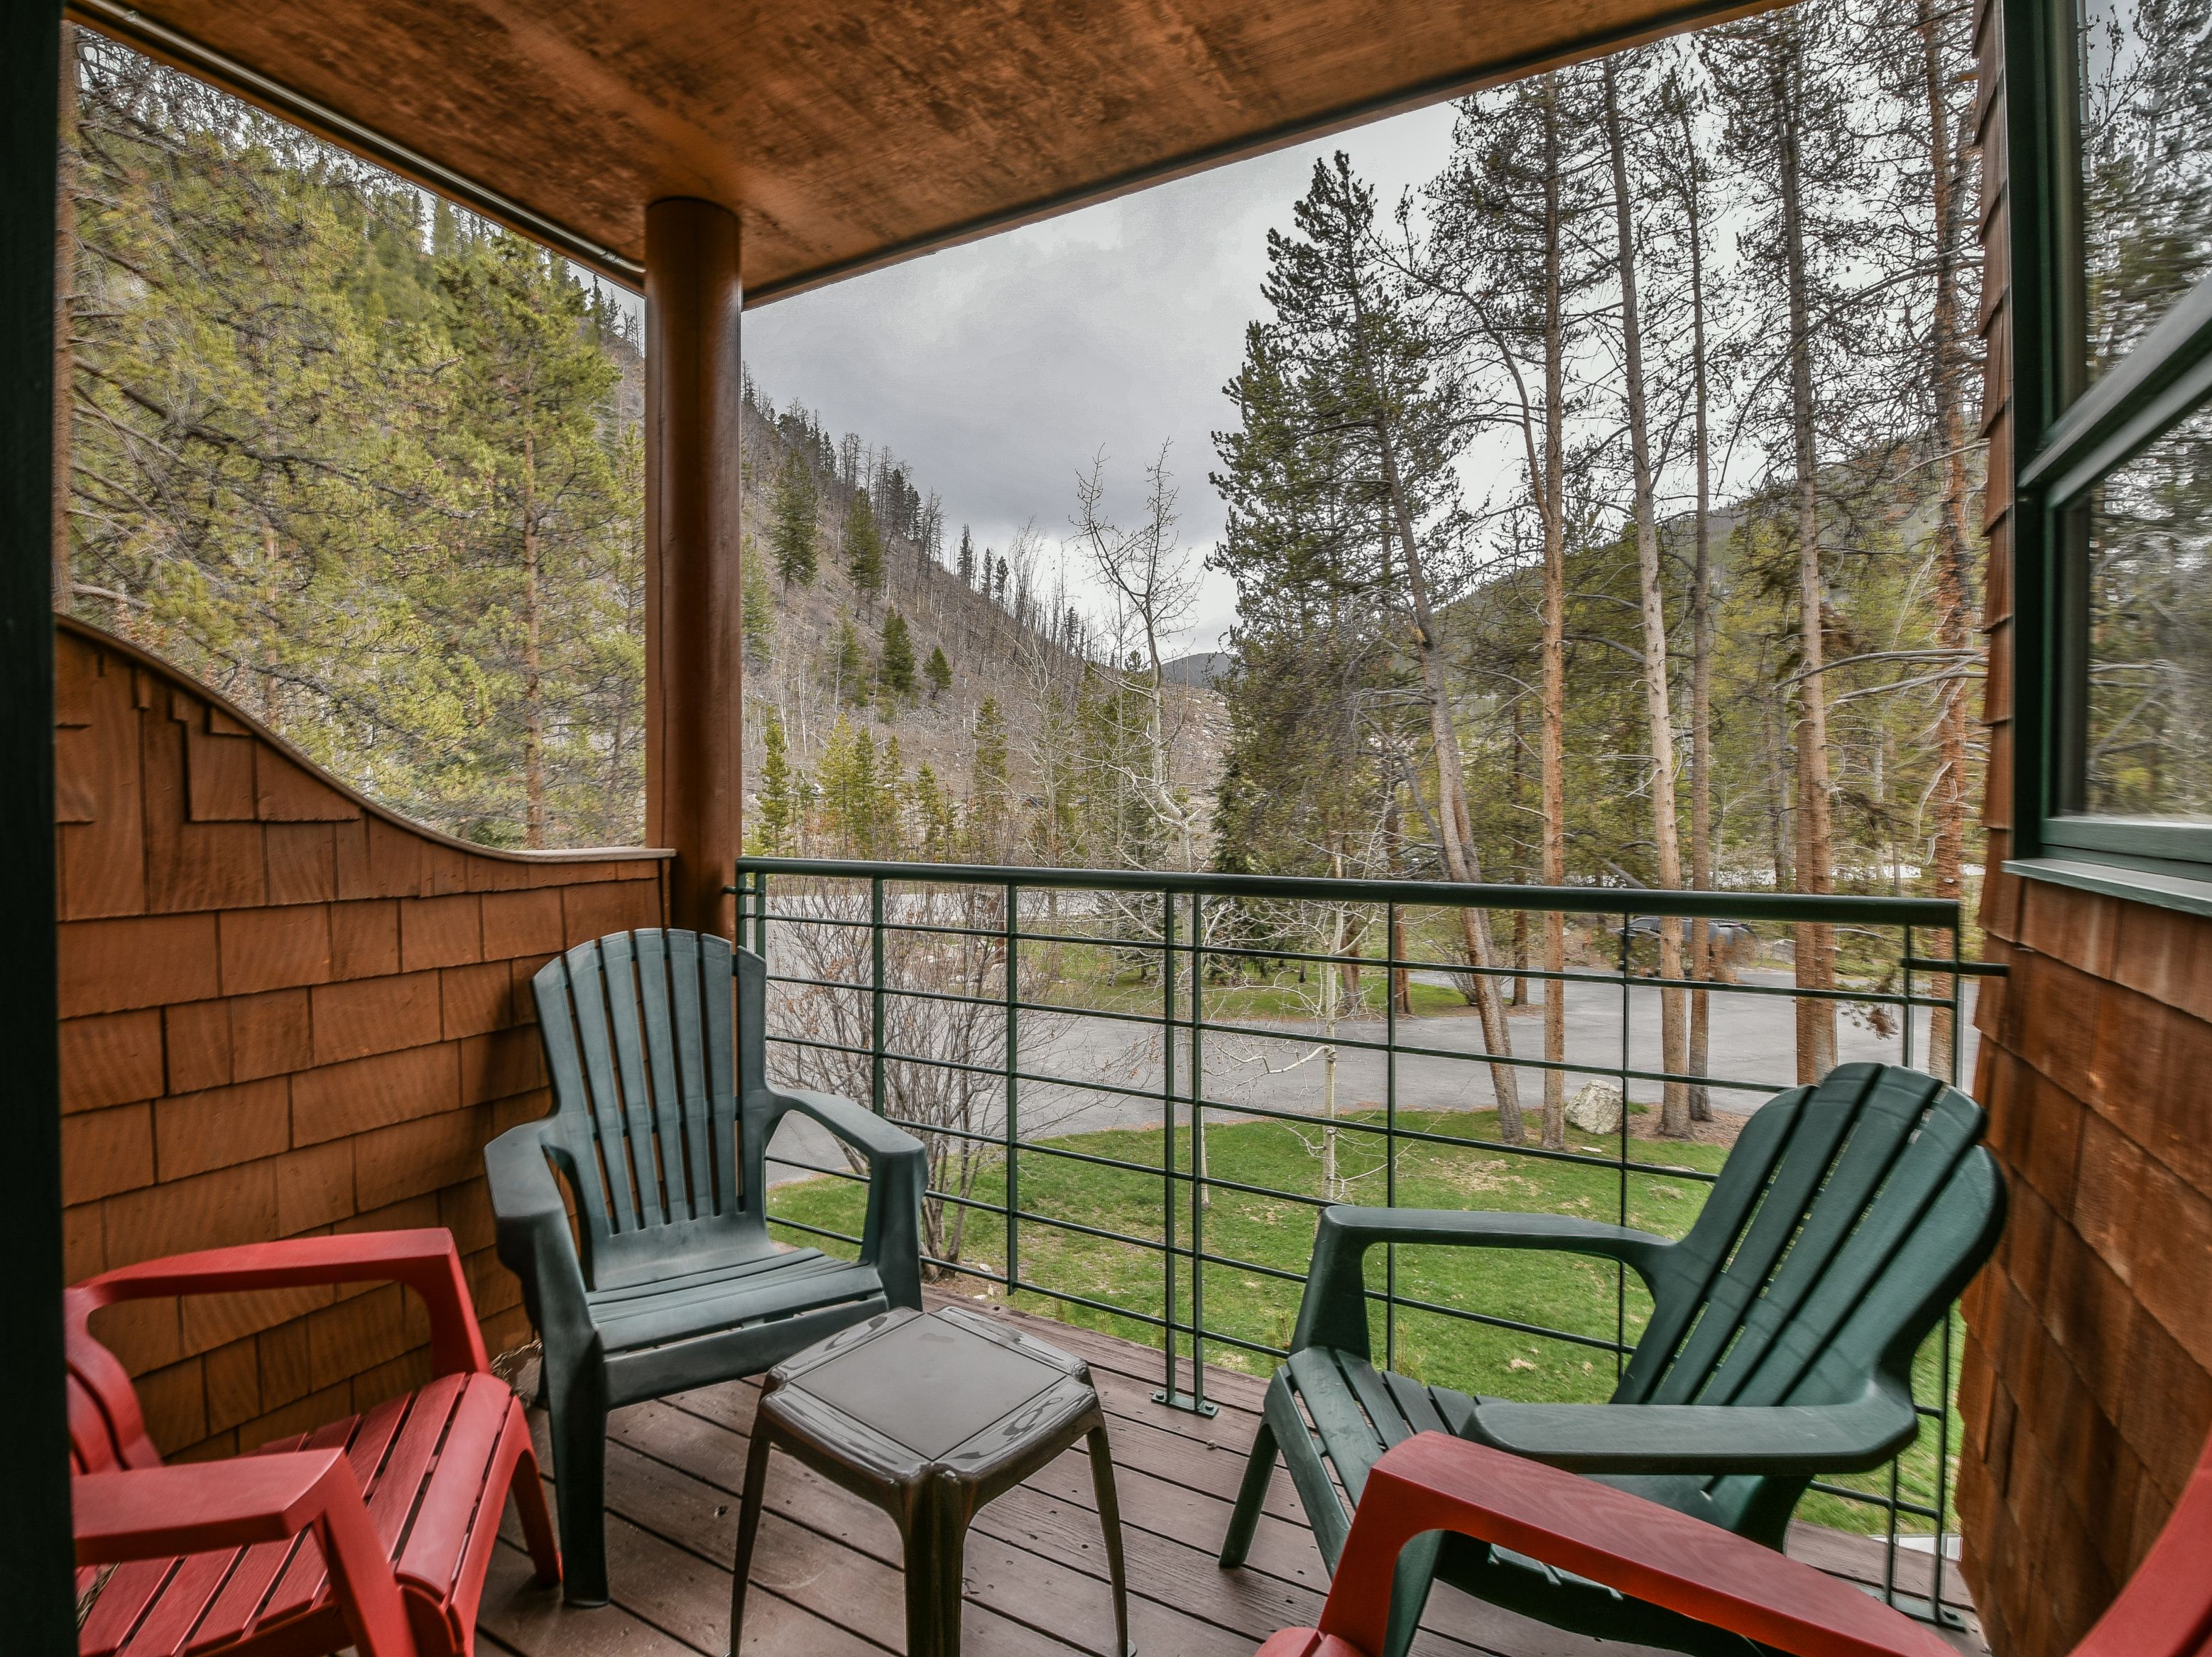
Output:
left=1627, top=1064, right=1985, bottom=1405
left=1614, top=1063, right=1997, bottom=1529
left=533, top=930, right=773, bottom=1278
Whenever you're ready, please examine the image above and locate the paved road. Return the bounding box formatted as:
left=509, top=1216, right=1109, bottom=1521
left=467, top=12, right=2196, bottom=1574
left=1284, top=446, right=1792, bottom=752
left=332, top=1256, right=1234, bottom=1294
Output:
left=764, top=970, right=1980, bottom=1185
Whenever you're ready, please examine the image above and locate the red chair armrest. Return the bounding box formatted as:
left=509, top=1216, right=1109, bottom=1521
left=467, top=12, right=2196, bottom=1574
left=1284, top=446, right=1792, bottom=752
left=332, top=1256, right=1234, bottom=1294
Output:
left=82, top=1229, right=488, bottom=1376
left=75, top=1455, right=418, bottom=1657
left=73, top=1452, right=355, bottom=1562
left=1255, top=1633, right=1363, bottom=1657
left=1312, top=1435, right=1955, bottom=1657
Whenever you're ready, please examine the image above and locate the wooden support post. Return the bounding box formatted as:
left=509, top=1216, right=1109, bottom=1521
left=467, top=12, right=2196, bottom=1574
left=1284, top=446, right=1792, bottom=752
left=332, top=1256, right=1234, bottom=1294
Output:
left=5, top=3, right=75, bottom=1652
left=645, top=198, right=744, bottom=939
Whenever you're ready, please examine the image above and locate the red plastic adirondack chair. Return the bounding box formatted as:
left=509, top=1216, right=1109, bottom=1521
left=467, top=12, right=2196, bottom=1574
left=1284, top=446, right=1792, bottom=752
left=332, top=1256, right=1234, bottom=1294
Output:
left=1255, top=1430, right=2210, bottom=1657
left=67, top=1229, right=560, bottom=1657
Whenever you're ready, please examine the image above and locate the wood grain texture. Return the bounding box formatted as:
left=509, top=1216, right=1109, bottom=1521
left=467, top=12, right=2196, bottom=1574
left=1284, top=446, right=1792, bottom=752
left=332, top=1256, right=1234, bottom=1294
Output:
left=87, top=0, right=1783, bottom=301
left=53, top=618, right=670, bottom=1462
left=1951, top=0, right=2212, bottom=1648
left=470, top=1297, right=1980, bottom=1657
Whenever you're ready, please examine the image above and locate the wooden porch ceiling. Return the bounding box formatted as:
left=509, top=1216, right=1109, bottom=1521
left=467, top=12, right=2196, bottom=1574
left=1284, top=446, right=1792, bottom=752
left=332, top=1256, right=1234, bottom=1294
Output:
left=73, top=0, right=1778, bottom=303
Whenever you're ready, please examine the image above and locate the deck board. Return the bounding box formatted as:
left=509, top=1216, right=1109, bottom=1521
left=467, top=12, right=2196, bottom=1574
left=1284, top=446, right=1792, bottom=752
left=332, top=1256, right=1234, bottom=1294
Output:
left=476, top=1295, right=1977, bottom=1657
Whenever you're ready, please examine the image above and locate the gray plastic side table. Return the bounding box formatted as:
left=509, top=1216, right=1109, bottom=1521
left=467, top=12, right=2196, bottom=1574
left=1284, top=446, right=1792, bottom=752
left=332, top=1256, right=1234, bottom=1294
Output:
left=728, top=1304, right=1133, bottom=1657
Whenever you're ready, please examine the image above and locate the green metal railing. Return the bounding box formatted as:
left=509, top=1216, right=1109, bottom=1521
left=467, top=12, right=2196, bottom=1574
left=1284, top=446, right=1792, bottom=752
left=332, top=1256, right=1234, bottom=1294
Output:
left=732, top=855, right=1997, bottom=1626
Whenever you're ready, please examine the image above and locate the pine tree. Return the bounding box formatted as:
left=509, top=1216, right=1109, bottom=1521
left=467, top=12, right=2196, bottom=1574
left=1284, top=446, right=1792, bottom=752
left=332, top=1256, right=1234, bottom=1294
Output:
left=878, top=609, right=916, bottom=697
left=432, top=230, right=623, bottom=849
left=956, top=525, right=976, bottom=587
left=749, top=706, right=801, bottom=854
left=967, top=697, right=1012, bottom=858
left=924, top=644, right=952, bottom=700
left=817, top=715, right=896, bottom=855
left=846, top=487, right=886, bottom=597
left=832, top=616, right=867, bottom=704
left=770, top=451, right=818, bottom=585
left=908, top=764, right=958, bottom=861
left=1243, top=151, right=1526, bottom=1141
left=741, top=540, right=775, bottom=661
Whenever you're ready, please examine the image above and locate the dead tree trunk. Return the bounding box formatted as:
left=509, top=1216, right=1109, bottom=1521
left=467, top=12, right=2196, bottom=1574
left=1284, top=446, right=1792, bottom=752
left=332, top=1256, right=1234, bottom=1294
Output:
left=1606, top=60, right=1691, bottom=1136
left=1376, top=422, right=1526, bottom=1142
left=1921, top=0, right=1977, bottom=1076
left=1674, top=80, right=1718, bottom=1122
left=1539, top=73, right=1571, bottom=1150
left=1777, top=36, right=1837, bottom=1082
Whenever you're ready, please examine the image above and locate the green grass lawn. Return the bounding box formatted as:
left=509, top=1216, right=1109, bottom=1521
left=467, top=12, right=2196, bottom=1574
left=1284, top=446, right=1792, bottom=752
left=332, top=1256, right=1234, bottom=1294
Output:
left=768, top=1103, right=1963, bottom=1539
left=1019, top=942, right=1478, bottom=1022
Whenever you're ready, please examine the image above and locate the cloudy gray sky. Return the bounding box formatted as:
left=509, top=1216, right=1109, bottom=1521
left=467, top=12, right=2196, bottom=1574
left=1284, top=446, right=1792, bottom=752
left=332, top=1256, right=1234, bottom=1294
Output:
left=741, top=101, right=1461, bottom=657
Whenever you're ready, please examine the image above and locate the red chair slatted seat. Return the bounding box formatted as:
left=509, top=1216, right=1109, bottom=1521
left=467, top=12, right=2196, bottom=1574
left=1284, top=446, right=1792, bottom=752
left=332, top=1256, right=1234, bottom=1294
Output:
left=67, top=1232, right=559, bottom=1657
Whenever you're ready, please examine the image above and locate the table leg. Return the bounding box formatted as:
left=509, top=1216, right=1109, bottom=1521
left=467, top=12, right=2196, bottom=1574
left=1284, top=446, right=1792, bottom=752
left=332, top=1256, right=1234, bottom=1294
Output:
left=725, top=1421, right=776, bottom=1656
left=905, top=1472, right=971, bottom=1657
left=1086, top=1425, right=1135, bottom=1657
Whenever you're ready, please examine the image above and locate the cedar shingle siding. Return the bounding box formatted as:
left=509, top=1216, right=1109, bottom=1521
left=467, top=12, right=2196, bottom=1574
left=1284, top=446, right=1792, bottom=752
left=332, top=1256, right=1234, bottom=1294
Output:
left=1956, top=3, right=2212, bottom=1649
left=54, top=619, right=668, bottom=1461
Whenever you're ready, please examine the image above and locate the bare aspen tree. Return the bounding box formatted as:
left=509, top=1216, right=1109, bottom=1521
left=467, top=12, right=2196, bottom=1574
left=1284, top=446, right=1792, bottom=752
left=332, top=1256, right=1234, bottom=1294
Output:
left=1425, top=71, right=1595, bottom=1150
left=1537, top=75, right=1574, bottom=1149
left=1919, top=0, right=1980, bottom=1074
left=1717, top=12, right=1845, bottom=1079
left=1778, top=28, right=1838, bottom=1082
left=1665, top=66, right=1719, bottom=1121
left=1603, top=57, right=1691, bottom=1136
left=1072, top=445, right=1206, bottom=871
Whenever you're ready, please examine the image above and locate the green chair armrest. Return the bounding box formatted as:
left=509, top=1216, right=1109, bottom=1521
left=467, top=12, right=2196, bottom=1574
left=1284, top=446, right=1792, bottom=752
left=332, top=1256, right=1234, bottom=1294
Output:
left=768, top=1087, right=925, bottom=1163
left=485, top=1121, right=592, bottom=1349
left=763, top=1087, right=925, bottom=1311
left=1292, top=1205, right=1677, bottom=1357
left=1465, top=1386, right=1918, bottom=1477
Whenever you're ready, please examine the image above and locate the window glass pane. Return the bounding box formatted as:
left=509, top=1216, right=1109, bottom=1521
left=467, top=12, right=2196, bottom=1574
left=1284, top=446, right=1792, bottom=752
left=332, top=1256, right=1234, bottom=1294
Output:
left=2083, top=401, right=2212, bottom=816
left=2076, top=0, right=2212, bottom=377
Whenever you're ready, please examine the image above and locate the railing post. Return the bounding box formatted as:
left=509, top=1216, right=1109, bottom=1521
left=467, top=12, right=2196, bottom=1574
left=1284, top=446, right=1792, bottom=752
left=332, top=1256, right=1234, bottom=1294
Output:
left=751, top=869, right=768, bottom=958
left=1385, top=898, right=1399, bottom=1375
left=1616, top=911, right=1633, bottom=1381
left=1188, top=891, right=1211, bottom=1413
left=1005, top=881, right=1020, bottom=1297
left=1902, top=923, right=1916, bottom=1072
left=1159, top=886, right=1177, bottom=1406
left=1949, top=919, right=1964, bottom=1087
left=871, top=875, right=886, bottom=1116
left=1932, top=1308, right=1956, bottom=1622
left=1150, top=887, right=1211, bottom=1415
left=1934, top=904, right=1963, bottom=1626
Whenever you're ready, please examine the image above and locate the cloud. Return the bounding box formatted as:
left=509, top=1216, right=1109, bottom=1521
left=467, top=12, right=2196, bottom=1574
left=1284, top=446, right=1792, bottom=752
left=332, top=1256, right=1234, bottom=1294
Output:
left=742, top=102, right=1461, bottom=653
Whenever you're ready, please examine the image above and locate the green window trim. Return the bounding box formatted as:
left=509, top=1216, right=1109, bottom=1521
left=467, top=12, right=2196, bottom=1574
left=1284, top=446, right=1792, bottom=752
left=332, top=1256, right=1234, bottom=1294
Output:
left=2000, top=854, right=2212, bottom=919
left=2006, top=0, right=2212, bottom=896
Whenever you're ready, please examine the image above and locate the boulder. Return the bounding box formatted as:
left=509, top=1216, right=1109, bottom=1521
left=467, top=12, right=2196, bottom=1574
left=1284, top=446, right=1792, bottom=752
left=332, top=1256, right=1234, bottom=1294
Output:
left=1566, top=1080, right=1624, bottom=1135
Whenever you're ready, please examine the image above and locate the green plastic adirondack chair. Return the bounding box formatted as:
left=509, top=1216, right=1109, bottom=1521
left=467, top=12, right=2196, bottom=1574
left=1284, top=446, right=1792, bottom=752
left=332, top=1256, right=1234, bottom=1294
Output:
left=486, top=929, right=925, bottom=1605
left=1219, top=1062, right=2005, bottom=1657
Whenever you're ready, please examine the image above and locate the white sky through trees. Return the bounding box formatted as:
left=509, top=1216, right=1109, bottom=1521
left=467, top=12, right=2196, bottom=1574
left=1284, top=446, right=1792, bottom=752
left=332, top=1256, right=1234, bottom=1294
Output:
left=741, top=104, right=1459, bottom=657
left=739, top=14, right=1927, bottom=664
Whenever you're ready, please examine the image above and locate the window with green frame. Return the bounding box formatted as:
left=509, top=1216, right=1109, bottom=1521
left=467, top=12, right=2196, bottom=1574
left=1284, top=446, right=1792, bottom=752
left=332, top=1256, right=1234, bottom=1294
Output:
left=2010, top=0, right=2212, bottom=898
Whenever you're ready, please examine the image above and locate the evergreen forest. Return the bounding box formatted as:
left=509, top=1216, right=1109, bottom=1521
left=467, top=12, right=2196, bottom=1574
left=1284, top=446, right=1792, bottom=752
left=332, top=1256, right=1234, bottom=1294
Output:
left=56, top=4, right=2023, bottom=962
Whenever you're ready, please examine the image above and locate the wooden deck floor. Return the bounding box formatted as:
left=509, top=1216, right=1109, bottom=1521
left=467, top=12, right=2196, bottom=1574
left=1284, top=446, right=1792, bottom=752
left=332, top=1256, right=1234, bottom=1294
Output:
left=477, top=1298, right=1984, bottom=1657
